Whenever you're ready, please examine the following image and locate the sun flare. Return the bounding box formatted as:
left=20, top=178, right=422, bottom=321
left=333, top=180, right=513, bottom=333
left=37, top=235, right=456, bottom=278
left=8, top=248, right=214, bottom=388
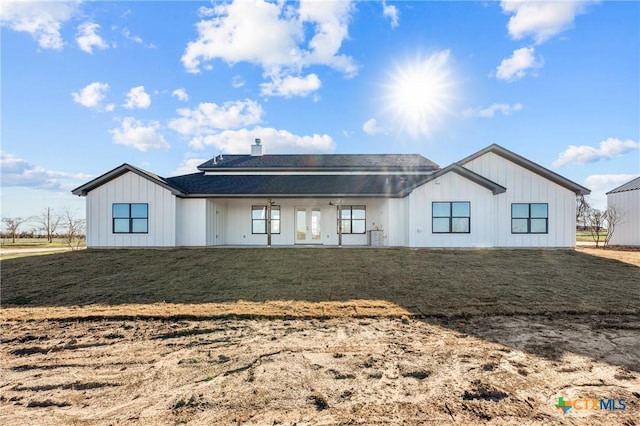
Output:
left=384, top=50, right=456, bottom=139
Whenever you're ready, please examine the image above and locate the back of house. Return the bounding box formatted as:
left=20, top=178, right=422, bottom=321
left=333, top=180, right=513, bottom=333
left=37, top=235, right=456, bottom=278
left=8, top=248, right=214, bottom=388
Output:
left=72, top=141, right=589, bottom=248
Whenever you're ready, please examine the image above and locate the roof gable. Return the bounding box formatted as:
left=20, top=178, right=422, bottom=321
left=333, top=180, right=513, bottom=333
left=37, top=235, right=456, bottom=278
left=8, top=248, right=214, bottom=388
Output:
left=607, top=176, right=640, bottom=194
left=458, top=144, right=590, bottom=195
left=419, top=164, right=506, bottom=195
left=71, top=164, right=184, bottom=196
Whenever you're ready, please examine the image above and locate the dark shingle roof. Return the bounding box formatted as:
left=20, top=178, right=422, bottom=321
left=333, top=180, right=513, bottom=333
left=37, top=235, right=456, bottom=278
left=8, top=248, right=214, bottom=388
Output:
left=606, top=176, right=640, bottom=194
left=165, top=173, right=427, bottom=197
left=198, top=154, right=438, bottom=171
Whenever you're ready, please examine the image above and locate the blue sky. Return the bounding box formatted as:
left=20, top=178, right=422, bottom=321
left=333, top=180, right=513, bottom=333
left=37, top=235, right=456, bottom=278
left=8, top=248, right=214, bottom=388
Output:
left=1, top=0, right=639, bottom=221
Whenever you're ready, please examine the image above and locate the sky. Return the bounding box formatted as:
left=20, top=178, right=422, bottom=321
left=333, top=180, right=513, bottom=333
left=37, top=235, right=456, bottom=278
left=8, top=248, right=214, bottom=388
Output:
left=1, top=0, right=639, bottom=223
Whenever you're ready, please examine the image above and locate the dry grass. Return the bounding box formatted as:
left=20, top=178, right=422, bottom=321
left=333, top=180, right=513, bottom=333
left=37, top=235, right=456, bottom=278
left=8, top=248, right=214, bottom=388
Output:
left=1, top=248, right=638, bottom=320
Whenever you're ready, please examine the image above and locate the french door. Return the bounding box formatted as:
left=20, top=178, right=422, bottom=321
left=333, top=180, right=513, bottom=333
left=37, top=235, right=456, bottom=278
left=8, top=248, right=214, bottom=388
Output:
left=295, top=207, right=322, bottom=244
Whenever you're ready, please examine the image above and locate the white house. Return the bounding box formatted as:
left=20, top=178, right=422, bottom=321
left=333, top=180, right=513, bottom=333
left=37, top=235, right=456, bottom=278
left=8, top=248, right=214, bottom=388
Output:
left=72, top=141, right=590, bottom=248
left=606, top=176, right=640, bottom=246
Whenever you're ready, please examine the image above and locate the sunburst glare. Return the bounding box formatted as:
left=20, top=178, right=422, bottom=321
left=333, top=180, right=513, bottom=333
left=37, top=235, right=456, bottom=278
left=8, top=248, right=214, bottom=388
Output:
left=383, top=50, right=457, bottom=139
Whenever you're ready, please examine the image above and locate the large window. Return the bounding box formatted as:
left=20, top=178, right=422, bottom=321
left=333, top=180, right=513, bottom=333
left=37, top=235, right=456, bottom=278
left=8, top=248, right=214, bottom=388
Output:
left=252, top=205, right=280, bottom=234
left=338, top=206, right=366, bottom=234
left=432, top=202, right=470, bottom=233
left=511, top=203, right=548, bottom=234
left=113, top=203, right=148, bottom=234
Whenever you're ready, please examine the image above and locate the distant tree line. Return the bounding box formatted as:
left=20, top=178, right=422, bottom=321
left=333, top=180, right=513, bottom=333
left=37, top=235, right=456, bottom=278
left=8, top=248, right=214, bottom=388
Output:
left=1, top=208, right=85, bottom=249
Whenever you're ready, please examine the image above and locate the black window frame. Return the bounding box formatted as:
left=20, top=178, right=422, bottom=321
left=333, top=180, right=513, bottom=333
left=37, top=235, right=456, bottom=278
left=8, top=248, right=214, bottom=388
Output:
left=112, top=203, right=148, bottom=234
left=432, top=201, right=471, bottom=234
left=511, top=203, right=548, bottom=234
left=338, top=205, right=366, bottom=234
left=251, top=205, right=281, bottom=234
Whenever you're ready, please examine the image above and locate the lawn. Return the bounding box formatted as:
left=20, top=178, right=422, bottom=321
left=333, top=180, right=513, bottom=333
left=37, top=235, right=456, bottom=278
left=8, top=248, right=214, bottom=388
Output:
left=0, top=237, right=85, bottom=248
left=576, top=230, right=608, bottom=242
left=2, top=248, right=638, bottom=320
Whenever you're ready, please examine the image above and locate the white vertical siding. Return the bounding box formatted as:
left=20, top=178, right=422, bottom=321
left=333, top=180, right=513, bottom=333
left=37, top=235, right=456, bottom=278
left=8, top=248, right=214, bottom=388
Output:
left=177, top=198, right=207, bottom=246
left=608, top=190, right=640, bottom=246
left=464, top=152, right=576, bottom=247
left=85, top=172, right=176, bottom=247
left=387, top=198, right=409, bottom=246
left=406, top=172, right=496, bottom=247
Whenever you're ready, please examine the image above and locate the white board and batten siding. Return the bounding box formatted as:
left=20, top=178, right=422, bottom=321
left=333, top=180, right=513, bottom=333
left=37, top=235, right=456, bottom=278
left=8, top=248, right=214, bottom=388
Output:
left=406, top=171, right=496, bottom=247
left=85, top=171, right=177, bottom=247
left=608, top=189, right=640, bottom=246
left=463, top=152, right=576, bottom=247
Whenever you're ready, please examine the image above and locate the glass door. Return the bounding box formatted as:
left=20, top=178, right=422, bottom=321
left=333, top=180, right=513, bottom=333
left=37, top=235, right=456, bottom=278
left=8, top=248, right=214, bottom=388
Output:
left=295, top=207, right=322, bottom=244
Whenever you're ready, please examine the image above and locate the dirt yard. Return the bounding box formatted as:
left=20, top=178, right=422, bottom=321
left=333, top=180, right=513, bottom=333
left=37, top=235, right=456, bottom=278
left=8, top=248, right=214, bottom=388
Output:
left=1, top=248, right=639, bottom=424
left=1, top=315, right=639, bottom=425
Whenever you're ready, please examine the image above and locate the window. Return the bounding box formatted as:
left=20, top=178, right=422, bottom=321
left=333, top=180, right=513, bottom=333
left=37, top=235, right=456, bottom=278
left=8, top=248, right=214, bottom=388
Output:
left=338, top=206, right=366, bottom=234
left=113, top=203, right=148, bottom=234
left=252, top=205, right=280, bottom=234
left=432, top=202, right=470, bottom=233
left=511, top=203, right=548, bottom=234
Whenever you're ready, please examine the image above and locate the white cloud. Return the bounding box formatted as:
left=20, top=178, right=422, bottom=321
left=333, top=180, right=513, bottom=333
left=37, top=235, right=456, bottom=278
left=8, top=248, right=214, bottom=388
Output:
left=111, top=117, right=169, bottom=152
left=71, top=82, right=110, bottom=109
left=553, top=138, right=640, bottom=168
left=260, top=73, right=321, bottom=98
left=501, top=1, right=593, bottom=44
left=172, top=88, right=189, bottom=102
left=232, top=75, right=245, bottom=88
left=382, top=1, right=399, bottom=28
left=0, top=1, right=80, bottom=50
left=0, top=151, right=92, bottom=190
left=181, top=0, right=357, bottom=96
left=168, top=99, right=263, bottom=136
left=105, top=103, right=115, bottom=112
left=171, top=154, right=207, bottom=176
left=188, top=127, right=335, bottom=154
left=584, top=174, right=639, bottom=192
left=76, top=22, right=108, bottom=54
left=495, top=46, right=543, bottom=82
left=462, top=103, right=522, bottom=118
left=123, top=86, right=151, bottom=109
left=362, top=118, right=384, bottom=135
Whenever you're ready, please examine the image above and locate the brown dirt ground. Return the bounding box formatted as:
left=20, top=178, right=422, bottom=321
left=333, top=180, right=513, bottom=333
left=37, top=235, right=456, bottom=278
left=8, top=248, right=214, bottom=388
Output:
left=1, top=315, right=639, bottom=425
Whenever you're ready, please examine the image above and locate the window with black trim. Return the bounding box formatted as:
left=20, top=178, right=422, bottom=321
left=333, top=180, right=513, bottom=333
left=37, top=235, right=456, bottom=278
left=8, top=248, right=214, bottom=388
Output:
left=338, top=206, right=366, bottom=234
left=252, top=205, right=280, bottom=234
left=511, top=203, right=548, bottom=234
left=113, top=203, right=148, bottom=234
left=432, top=202, right=470, bottom=233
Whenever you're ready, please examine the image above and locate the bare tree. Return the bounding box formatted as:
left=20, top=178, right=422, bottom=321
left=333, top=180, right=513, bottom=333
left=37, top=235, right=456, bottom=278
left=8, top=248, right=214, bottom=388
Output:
left=2, top=217, right=28, bottom=243
left=576, top=195, right=590, bottom=229
left=584, top=207, right=607, bottom=248
left=604, top=204, right=623, bottom=248
left=61, top=209, right=86, bottom=250
left=35, top=207, right=61, bottom=243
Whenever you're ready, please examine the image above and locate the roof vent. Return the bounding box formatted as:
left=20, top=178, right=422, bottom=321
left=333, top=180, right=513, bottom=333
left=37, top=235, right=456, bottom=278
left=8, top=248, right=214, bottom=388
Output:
left=251, top=138, right=263, bottom=156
